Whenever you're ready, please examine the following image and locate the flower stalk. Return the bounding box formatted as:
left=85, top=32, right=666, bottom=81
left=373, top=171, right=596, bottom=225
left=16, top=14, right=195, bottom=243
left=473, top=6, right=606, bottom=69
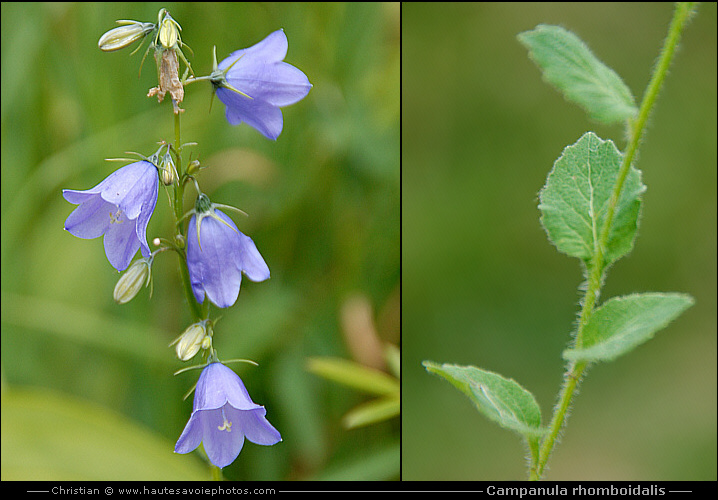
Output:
left=64, top=7, right=311, bottom=476
left=532, top=3, right=697, bottom=480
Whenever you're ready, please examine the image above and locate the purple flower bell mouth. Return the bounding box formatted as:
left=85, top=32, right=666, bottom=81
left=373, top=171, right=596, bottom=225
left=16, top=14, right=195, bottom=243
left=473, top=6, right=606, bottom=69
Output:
left=175, top=362, right=282, bottom=468
left=186, top=200, right=270, bottom=309
left=63, top=160, right=159, bottom=272
left=212, top=29, right=312, bottom=140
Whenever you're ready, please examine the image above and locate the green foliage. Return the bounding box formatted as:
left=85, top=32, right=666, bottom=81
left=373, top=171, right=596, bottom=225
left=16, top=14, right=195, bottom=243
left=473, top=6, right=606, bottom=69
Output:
left=422, top=8, right=699, bottom=480
left=563, top=293, right=695, bottom=362
left=517, top=24, right=638, bottom=124
left=539, top=131, right=645, bottom=265
left=307, top=352, right=400, bottom=429
left=404, top=2, right=714, bottom=482
left=423, top=362, right=545, bottom=440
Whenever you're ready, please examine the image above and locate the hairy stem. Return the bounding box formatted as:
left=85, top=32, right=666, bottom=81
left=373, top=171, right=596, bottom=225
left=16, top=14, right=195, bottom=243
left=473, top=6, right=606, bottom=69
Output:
left=171, top=111, right=204, bottom=322
left=171, top=103, right=221, bottom=480
left=532, top=2, right=696, bottom=480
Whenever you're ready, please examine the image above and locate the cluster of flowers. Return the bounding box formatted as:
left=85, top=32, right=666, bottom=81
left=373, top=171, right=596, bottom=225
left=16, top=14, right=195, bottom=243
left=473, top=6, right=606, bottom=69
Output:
left=63, top=9, right=311, bottom=469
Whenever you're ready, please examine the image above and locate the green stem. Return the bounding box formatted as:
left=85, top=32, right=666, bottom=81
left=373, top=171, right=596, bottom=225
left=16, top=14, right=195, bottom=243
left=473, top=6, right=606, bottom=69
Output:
left=601, top=2, right=696, bottom=256
left=170, top=104, right=219, bottom=479
left=532, top=2, right=696, bottom=480
left=211, top=464, right=223, bottom=481
left=172, top=110, right=204, bottom=321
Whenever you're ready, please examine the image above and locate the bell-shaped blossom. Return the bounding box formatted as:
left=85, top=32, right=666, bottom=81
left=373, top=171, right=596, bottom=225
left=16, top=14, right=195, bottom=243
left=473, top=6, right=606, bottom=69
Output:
left=175, top=362, right=282, bottom=468
left=63, top=161, right=159, bottom=272
left=186, top=208, right=270, bottom=308
left=213, top=29, right=312, bottom=140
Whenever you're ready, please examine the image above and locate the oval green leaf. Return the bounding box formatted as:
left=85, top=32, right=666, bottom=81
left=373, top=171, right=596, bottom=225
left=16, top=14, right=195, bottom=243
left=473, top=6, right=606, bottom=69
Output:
left=518, top=24, right=638, bottom=124
left=423, top=361, right=546, bottom=439
left=539, top=132, right=646, bottom=265
left=563, top=292, right=694, bottom=362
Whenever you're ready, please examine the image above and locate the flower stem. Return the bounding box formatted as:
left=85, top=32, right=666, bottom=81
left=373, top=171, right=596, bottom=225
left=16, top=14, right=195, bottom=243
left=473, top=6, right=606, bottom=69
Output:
left=169, top=94, right=220, bottom=479
left=172, top=108, right=204, bottom=322
left=532, top=2, right=696, bottom=480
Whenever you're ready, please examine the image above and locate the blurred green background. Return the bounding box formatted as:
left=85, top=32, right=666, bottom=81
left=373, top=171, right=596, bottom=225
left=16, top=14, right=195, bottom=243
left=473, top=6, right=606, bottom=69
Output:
left=403, top=3, right=716, bottom=481
left=1, top=2, right=399, bottom=480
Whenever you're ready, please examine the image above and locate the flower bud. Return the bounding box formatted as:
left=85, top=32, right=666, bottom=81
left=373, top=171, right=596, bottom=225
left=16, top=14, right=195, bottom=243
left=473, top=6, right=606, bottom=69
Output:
left=158, top=14, right=180, bottom=49
left=98, top=21, right=155, bottom=52
left=187, top=159, right=201, bottom=176
left=113, top=257, right=152, bottom=304
left=170, top=321, right=209, bottom=361
left=159, top=152, right=178, bottom=186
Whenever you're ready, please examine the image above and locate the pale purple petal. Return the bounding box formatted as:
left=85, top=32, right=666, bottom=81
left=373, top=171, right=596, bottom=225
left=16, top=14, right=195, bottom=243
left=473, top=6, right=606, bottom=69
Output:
left=200, top=408, right=247, bottom=468
left=174, top=413, right=203, bottom=455
left=99, top=161, right=158, bottom=219
left=103, top=209, right=142, bottom=271
left=186, top=209, right=269, bottom=309
left=222, top=30, right=311, bottom=107
left=215, top=29, right=311, bottom=140
left=239, top=408, right=282, bottom=446
left=193, top=363, right=261, bottom=411
left=186, top=213, right=243, bottom=308
left=63, top=195, right=114, bottom=239
left=63, top=161, right=158, bottom=271
left=174, top=363, right=281, bottom=468
left=218, top=30, right=288, bottom=72
left=235, top=231, right=270, bottom=282
left=217, top=87, right=284, bottom=140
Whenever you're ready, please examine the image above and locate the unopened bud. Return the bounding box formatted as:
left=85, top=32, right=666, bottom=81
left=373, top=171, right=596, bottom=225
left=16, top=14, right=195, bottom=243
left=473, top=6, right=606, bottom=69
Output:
left=113, top=258, right=151, bottom=304
left=170, top=321, right=209, bottom=361
left=159, top=152, right=178, bottom=186
left=187, top=159, right=201, bottom=175
left=158, top=15, right=180, bottom=49
left=98, top=21, right=155, bottom=52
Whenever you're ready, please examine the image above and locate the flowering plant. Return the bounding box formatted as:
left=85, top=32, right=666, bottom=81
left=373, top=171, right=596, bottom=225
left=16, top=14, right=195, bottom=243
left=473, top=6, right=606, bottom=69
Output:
left=62, top=7, right=310, bottom=477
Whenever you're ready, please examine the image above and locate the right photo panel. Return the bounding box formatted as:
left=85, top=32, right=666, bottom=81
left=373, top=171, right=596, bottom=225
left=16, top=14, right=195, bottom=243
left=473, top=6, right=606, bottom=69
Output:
left=402, top=2, right=717, bottom=481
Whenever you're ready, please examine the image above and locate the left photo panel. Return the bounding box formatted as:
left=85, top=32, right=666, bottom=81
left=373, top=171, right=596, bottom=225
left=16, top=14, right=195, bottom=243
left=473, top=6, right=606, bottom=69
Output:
left=1, top=2, right=399, bottom=482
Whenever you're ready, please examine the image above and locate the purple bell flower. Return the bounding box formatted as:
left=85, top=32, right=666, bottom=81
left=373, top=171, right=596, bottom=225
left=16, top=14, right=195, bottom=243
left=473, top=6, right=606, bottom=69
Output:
left=175, top=362, right=282, bottom=468
left=63, top=161, right=159, bottom=272
left=212, top=29, right=312, bottom=140
left=186, top=202, right=270, bottom=309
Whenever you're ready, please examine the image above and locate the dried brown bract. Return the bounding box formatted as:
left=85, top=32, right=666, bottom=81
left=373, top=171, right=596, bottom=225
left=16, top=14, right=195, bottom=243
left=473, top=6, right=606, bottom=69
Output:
left=147, top=50, right=184, bottom=113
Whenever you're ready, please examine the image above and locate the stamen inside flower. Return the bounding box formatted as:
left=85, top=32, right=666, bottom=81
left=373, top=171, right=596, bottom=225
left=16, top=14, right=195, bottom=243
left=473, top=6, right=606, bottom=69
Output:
left=109, top=209, right=124, bottom=224
left=218, top=408, right=232, bottom=432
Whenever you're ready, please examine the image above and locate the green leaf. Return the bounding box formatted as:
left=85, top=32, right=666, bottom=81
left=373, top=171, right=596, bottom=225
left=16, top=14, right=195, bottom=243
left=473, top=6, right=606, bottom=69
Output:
left=342, top=394, right=400, bottom=429
left=518, top=24, right=638, bottom=124
left=423, top=361, right=546, bottom=439
left=306, top=357, right=399, bottom=396
left=563, top=293, right=694, bottom=362
left=539, top=132, right=645, bottom=265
